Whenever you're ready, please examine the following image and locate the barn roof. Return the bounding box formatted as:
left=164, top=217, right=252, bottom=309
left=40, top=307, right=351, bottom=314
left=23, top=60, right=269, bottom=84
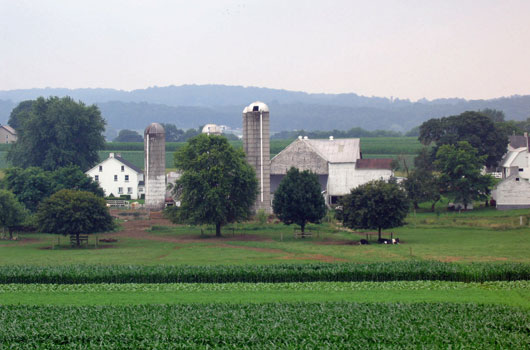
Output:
left=0, top=125, right=16, bottom=135
left=356, top=158, right=394, bottom=170
left=509, top=135, right=529, bottom=150
left=115, top=155, right=143, bottom=174
left=501, top=147, right=527, bottom=168
left=304, top=138, right=360, bottom=163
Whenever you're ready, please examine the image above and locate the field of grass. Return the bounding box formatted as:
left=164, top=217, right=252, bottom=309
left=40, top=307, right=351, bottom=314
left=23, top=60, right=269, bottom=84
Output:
left=1, top=204, right=529, bottom=348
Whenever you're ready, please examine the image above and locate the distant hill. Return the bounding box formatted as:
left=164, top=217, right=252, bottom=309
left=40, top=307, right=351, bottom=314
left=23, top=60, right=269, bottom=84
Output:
left=0, top=85, right=529, bottom=132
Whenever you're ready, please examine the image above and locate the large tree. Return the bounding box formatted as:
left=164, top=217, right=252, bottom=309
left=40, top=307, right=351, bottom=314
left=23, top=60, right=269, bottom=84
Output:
left=113, top=129, right=143, bottom=142
left=0, top=190, right=27, bottom=240
left=402, top=148, right=441, bottom=211
left=2, top=166, right=103, bottom=212
left=170, top=134, right=258, bottom=236
left=434, top=141, right=493, bottom=210
left=272, top=167, right=326, bottom=233
left=36, top=189, right=114, bottom=246
left=7, top=96, right=106, bottom=171
left=340, top=180, right=410, bottom=240
left=418, top=111, right=508, bottom=168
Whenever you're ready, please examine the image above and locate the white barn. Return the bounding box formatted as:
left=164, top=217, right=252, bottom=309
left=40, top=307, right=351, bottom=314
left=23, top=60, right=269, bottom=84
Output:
left=85, top=153, right=144, bottom=199
left=491, top=171, right=530, bottom=210
left=270, top=137, right=393, bottom=205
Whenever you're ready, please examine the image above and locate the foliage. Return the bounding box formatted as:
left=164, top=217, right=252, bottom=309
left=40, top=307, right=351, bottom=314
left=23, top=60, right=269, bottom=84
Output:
left=1, top=303, right=528, bottom=349
left=402, top=147, right=441, bottom=211
left=36, top=189, right=114, bottom=245
left=434, top=142, right=493, bottom=209
left=273, top=167, right=326, bottom=233
left=113, top=129, right=143, bottom=142
left=7, top=96, right=106, bottom=171
left=0, top=261, right=528, bottom=284
left=7, top=100, right=34, bottom=131
left=0, top=190, right=27, bottom=239
left=341, top=180, right=410, bottom=240
left=418, top=111, right=508, bottom=168
left=170, top=134, right=258, bottom=236
left=2, top=166, right=103, bottom=212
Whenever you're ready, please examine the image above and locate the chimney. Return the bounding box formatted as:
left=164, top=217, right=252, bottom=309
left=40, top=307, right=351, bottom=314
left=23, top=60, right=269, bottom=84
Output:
left=525, top=132, right=529, bottom=151
left=109, top=153, right=114, bottom=158
left=298, top=136, right=303, bottom=140
left=303, top=136, right=308, bottom=140
left=329, top=136, right=334, bottom=141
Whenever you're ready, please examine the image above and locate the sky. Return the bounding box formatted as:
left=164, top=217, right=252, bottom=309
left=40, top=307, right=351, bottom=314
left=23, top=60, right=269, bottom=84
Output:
left=1, top=0, right=529, bottom=101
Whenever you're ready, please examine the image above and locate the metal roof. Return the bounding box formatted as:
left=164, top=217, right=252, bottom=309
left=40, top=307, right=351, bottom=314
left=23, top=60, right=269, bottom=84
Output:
left=0, top=125, right=16, bottom=135
left=501, top=147, right=526, bottom=168
left=144, top=123, right=165, bottom=134
left=304, top=138, right=360, bottom=163
left=509, top=135, right=529, bottom=149
left=244, top=101, right=269, bottom=113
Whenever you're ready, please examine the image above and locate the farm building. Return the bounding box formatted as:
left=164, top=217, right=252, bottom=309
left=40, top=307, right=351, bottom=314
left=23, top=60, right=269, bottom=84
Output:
left=0, top=125, right=17, bottom=144
left=270, top=136, right=393, bottom=205
left=491, top=171, right=530, bottom=209
left=85, top=153, right=145, bottom=199
left=500, top=133, right=530, bottom=180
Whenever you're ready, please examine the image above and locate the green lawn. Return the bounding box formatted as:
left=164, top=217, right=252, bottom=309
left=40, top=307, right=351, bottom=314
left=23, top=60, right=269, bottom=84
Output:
left=1, top=281, right=528, bottom=307
left=1, top=206, right=529, bottom=266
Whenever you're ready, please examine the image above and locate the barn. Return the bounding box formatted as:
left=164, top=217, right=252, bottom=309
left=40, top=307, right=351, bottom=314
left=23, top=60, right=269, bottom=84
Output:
left=270, top=136, right=393, bottom=205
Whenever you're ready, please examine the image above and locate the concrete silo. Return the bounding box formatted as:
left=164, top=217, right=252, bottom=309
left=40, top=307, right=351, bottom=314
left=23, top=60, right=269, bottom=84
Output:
left=243, top=101, right=271, bottom=213
left=144, top=123, right=166, bottom=210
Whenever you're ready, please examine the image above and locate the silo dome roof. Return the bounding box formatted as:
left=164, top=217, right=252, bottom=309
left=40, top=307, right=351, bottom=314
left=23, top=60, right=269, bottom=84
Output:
left=144, top=122, right=165, bottom=134
left=246, top=101, right=269, bottom=112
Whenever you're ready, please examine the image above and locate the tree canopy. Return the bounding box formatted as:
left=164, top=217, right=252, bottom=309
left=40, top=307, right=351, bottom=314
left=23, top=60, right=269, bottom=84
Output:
left=272, top=167, right=326, bottom=233
left=169, top=134, right=258, bottom=236
left=340, top=180, right=410, bottom=240
left=418, top=111, right=508, bottom=168
left=2, top=166, right=103, bottom=212
left=0, top=190, right=27, bottom=240
left=7, top=96, right=106, bottom=171
left=113, top=129, right=143, bottom=142
left=434, top=141, right=493, bottom=210
left=36, top=189, right=114, bottom=246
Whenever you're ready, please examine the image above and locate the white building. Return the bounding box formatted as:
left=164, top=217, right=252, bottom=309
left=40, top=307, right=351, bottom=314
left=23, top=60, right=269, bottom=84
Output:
left=270, top=137, right=394, bottom=205
left=491, top=171, right=530, bottom=210
left=85, top=153, right=145, bottom=199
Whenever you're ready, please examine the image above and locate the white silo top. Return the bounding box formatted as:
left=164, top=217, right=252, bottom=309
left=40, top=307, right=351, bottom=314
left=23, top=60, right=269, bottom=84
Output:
left=247, top=101, right=269, bottom=112
left=145, top=123, right=165, bottom=134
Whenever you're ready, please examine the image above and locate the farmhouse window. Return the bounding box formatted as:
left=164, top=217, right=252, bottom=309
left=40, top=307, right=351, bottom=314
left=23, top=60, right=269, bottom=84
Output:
left=121, top=165, right=125, bottom=172
left=125, top=175, right=129, bottom=182
left=519, top=168, right=524, bottom=172
left=127, top=187, right=133, bottom=194
left=94, top=175, right=99, bottom=181
left=516, top=178, right=520, bottom=181
left=99, top=165, right=102, bottom=172
left=118, top=187, right=123, bottom=194
left=114, top=175, right=118, bottom=181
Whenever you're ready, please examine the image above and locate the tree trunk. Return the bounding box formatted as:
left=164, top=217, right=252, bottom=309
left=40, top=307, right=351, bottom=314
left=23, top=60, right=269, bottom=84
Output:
left=8, top=228, right=13, bottom=240
left=378, top=227, right=382, bottom=240
left=76, top=233, right=80, bottom=247
left=413, top=201, right=419, bottom=210
left=215, top=223, right=222, bottom=237
left=431, top=202, right=436, bottom=212
left=301, top=222, right=305, bottom=235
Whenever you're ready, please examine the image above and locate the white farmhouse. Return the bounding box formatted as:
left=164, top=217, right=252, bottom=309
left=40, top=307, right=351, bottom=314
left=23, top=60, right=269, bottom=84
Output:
left=500, top=134, right=530, bottom=180
left=0, top=125, right=17, bottom=144
left=270, top=137, right=393, bottom=205
left=85, top=153, right=145, bottom=199
left=491, top=171, right=530, bottom=210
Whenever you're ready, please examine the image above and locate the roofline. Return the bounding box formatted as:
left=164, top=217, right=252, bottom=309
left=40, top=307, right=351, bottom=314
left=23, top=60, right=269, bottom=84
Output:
left=85, top=156, right=143, bottom=174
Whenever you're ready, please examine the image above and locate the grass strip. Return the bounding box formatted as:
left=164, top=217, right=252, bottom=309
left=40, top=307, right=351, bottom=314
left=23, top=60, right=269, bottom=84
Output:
left=1, top=281, right=528, bottom=307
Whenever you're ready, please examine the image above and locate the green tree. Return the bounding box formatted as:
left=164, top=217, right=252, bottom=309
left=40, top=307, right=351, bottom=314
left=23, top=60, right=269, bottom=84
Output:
left=434, top=141, right=493, bottom=210
left=403, top=148, right=441, bottom=211
left=7, top=100, right=34, bottom=131
left=7, top=96, right=106, bottom=171
left=113, top=129, right=143, bottom=142
left=2, top=166, right=103, bottom=212
left=340, top=180, right=410, bottom=240
left=272, top=167, right=326, bottom=233
left=419, top=111, right=508, bottom=168
left=36, top=189, right=114, bottom=246
left=0, top=190, right=27, bottom=240
left=170, top=134, right=258, bottom=236
left=161, top=123, right=184, bottom=142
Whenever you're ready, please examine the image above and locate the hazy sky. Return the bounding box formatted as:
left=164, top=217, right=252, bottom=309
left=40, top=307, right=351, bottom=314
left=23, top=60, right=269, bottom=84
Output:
left=1, top=0, right=529, bottom=100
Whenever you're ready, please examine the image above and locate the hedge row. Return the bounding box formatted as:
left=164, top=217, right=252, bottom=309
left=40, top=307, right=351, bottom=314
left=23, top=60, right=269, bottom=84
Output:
left=1, top=261, right=529, bottom=284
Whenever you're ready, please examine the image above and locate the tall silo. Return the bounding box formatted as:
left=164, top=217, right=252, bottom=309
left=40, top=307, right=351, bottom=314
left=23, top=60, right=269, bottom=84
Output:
left=144, top=123, right=166, bottom=210
left=243, top=101, right=271, bottom=213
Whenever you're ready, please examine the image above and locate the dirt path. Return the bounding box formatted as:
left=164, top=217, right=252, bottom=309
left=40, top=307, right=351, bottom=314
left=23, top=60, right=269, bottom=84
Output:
left=108, top=210, right=346, bottom=262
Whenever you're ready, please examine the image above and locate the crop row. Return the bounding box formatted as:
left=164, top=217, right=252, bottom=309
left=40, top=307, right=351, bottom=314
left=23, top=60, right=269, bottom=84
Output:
left=1, top=303, right=528, bottom=349
left=1, top=261, right=528, bottom=284
left=1, top=280, right=527, bottom=293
